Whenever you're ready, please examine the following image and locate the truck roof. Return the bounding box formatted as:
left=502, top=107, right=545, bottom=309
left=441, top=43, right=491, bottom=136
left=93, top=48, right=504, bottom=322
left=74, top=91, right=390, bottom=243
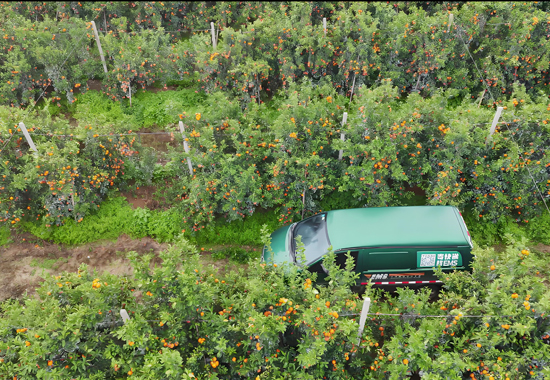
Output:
left=325, top=205, right=470, bottom=252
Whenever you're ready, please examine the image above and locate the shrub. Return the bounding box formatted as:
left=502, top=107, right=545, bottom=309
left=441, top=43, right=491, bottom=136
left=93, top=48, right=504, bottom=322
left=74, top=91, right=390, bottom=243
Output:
left=525, top=212, right=550, bottom=245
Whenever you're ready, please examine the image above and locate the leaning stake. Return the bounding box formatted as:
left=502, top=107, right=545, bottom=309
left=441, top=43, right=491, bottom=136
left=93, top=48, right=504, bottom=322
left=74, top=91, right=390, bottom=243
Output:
left=357, top=296, right=371, bottom=345
left=211, top=22, right=217, bottom=49
left=91, top=21, right=108, bottom=73
left=19, top=122, right=37, bottom=153
left=120, top=309, right=130, bottom=324
left=338, top=112, right=348, bottom=160
left=179, top=121, right=194, bottom=175
left=486, top=106, right=503, bottom=145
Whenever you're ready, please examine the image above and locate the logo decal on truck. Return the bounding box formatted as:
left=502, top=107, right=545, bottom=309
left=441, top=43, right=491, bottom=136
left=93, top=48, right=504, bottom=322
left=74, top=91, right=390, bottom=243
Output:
left=417, top=251, right=462, bottom=268
left=370, top=273, right=388, bottom=280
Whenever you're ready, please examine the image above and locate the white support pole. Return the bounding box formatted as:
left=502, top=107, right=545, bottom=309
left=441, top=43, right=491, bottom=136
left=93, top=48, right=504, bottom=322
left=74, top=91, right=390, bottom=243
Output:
left=447, top=13, right=454, bottom=33
left=211, top=22, right=217, bottom=49
left=120, top=309, right=130, bottom=324
left=357, top=296, right=371, bottom=345
left=486, top=106, right=503, bottom=145
left=91, top=21, right=108, bottom=74
left=323, top=18, right=327, bottom=37
left=19, top=122, right=37, bottom=153
left=338, top=112, right=347, bottom=160
left=128, top=84, right=132, bottom=107
left=179, top=121, right=194, bottom=175
left=349, top=74, right=357, bottom=104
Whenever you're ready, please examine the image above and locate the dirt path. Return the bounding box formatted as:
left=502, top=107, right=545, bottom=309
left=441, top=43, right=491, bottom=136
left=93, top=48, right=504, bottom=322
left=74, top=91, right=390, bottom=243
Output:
left=2, top=224, right=547, bottom=303
left=0, top=231, right=166, bottom=302
left=0, top=231, right=235, bottom=302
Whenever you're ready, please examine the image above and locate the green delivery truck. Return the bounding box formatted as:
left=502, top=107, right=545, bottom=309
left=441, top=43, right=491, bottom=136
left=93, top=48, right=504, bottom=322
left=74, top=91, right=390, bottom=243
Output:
left=262, top=205, right=473, bottom=286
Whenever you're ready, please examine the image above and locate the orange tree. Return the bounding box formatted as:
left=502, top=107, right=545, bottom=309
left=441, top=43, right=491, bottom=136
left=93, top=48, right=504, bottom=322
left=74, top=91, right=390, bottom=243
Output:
left=164, top=79, right=548, bottom=232
left=1, top=232, right=549, bottom=378
left=0, top=105, right=139, bottom=228
left=100, top=17, right=174, bottom=101
left=0, top=5, right=94, bottom=107
left=3, top=2, right=550, bottom=108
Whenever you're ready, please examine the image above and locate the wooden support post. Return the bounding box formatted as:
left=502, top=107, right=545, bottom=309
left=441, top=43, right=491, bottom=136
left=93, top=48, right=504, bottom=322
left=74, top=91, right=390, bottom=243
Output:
left=128, top=84, right=132, bottom=107
left=448, top=13, right=454, bottom=33
left=301, top=168, right=307, bottom=220
left=478, top=89, right=486, bottom=108
left=91, top=21, right=108, bottom=73
left=18, top=122, right=37, bottom=153
left=349, top=74, right=357, bottom=104
left=211, top=22, right=217, bottom=49
left=338, top=112, right=348, bottom=160
left=357, top=296, right=371, bottom=345
left=70, top=183, right=77, bottom=221
left=323, top=17, right=327, bottom=37
left=179, top=121, right=194, bottom=175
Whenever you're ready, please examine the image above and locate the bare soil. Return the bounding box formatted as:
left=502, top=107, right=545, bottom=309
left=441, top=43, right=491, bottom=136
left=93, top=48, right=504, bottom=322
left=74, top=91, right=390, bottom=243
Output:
left=87, top=79, right=103, bottom=91
left=0, top=230, right=233, bottom=302
left=121, top=185, right=162, bottom=210
left=136, top=128, right=179, bottom=153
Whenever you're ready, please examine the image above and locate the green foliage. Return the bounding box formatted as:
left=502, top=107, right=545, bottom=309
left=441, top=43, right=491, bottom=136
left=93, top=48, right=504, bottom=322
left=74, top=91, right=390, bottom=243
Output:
left=22, top=197, right=135, bottom=245
left=130, top=88, right=206, bottom=128
left=145, top=208, right=184, bottom=243
left=0, top=101, right=141, bottom=229
left=1, top=236, right=548, bottom=378
left=191, top=210, right=281, bottom=247
left=73, top=90, right=139, bottom=131
left=122, top=147, right=157, bottom=188
left=167, top=79, right=548, bottom=230
left=21, top=197, right=184, bottom=245
left=525, top=212, right=550, bottom=245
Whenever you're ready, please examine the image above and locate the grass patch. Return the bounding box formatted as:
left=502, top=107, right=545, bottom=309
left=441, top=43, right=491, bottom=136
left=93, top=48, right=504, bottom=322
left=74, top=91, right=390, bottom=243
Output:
left=29, top=257, right=68, bottom=271
left=73, top=90, right=139, bottom=131
left=191, top=210, right=281, bottom=247
left=211, top=246, right=261, bottom=264
left=22, top=197, right=136, bottom=245
left=0, top=226, right=11, bottom=247
left=19, top=193, right=550, bottom=252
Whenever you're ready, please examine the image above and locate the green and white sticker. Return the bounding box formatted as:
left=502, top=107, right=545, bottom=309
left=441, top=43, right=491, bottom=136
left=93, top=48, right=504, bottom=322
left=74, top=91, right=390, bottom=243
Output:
left=417, top=251, right=462, bottom=268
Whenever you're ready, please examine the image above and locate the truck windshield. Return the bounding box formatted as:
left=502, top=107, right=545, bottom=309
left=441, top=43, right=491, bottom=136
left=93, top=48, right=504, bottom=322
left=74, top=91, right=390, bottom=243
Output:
left=293, top=213, right=330, bottom=264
